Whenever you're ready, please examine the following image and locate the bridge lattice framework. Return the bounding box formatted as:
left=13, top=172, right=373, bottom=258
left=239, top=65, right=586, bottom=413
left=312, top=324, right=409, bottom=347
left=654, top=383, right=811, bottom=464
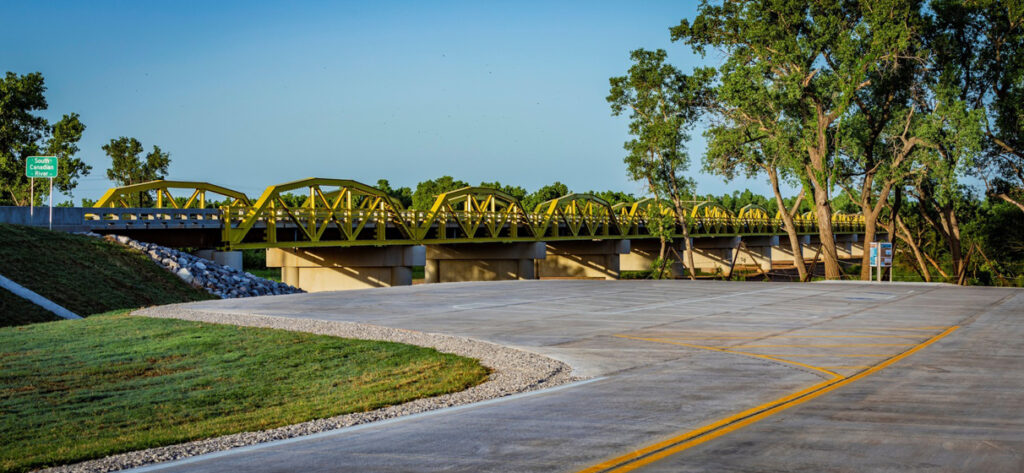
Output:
left=90, top=178, right=865, bottom=250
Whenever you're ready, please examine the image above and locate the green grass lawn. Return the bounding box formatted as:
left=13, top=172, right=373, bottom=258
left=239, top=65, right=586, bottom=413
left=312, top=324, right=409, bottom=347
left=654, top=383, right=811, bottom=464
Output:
left=0, top=224, right=213, bottom=327
left=0, top=313, right=490, bottom=473
left=246, top=268, right=281, bottom=282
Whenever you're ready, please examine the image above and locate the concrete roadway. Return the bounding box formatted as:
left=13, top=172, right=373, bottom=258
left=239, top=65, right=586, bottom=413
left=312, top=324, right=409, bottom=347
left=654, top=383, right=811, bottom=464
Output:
left=129, top=280, right=1024, bottom=473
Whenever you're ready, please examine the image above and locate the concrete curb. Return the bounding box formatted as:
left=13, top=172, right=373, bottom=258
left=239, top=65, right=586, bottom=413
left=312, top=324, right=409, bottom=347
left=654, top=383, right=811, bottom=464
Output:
left=0, top=272, right=81, bottom=320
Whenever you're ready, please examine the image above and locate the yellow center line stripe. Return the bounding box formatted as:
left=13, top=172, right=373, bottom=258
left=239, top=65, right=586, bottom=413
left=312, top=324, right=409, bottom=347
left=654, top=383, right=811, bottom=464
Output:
left=731, top=353, right=891, bottom=357
left=817, top=366, right=873, bottom=369
left=736, top=343, right=916, bottom=348
left=660, top=334, right=927, bottom=340
left=582, top=326, right=959, bottom=473
left=616, top=335, right=841, bottom=378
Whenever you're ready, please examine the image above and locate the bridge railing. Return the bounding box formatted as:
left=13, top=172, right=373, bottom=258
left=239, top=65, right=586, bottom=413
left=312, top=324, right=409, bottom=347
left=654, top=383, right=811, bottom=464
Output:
left=84, top=208, right=223, bottom=230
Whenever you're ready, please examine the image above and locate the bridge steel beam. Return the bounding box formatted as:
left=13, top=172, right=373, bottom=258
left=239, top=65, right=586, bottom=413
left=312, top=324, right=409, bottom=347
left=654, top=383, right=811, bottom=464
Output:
left=266, top=246, right=425, bottom=292
left=537, top=240, right=630, bottom=280
left=424, top=242, right=544, bottom=283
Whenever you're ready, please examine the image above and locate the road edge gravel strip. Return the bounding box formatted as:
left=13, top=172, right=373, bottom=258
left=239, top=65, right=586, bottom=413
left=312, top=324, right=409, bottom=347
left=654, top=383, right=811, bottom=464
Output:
left=42, top=305, right=579, bottom=473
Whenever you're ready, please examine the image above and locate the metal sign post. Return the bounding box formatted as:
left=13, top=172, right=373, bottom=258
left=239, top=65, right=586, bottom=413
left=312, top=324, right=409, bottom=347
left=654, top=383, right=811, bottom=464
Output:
left=870, top=241, right=893, bottom=282
left=26, top=156, right=58, bottom=229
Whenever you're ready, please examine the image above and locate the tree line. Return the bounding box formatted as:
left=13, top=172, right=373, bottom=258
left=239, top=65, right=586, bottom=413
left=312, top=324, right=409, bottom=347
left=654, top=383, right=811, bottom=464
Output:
left=0, top=72, right=172, bottom=207
left=607, top=0, right=1024, bottom=284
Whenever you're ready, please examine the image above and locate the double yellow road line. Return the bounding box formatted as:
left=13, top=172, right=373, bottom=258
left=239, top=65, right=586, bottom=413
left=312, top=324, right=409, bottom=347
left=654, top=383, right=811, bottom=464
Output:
left=578, top=326, right=959, bottom=473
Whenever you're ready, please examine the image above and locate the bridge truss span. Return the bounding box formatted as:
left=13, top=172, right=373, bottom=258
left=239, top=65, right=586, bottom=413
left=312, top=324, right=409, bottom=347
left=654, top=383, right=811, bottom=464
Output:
left=91, top=178, right=866, bottom=250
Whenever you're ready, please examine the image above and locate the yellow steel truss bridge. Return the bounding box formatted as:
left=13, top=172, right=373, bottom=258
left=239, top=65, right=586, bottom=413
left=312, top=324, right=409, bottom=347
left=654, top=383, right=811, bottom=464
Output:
left=90, top=178, right=865, bottom=250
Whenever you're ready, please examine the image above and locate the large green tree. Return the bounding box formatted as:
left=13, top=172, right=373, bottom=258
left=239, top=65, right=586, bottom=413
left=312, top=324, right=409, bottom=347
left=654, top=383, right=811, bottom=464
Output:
left=523, top=181, right=570, bottom=211
left=376, top=179, right=413, bottom=208
left=832, top=1, right=930, bottom=279
left=103, top=137, right=170, bottom=186
left=608, top=48, right=712, bottom=279
left=672, top=1, right=912, bottom=279
left=940, top=0, right=1024, bottom=213
left=411, top=176, right=469, bottom=210
left=0, top=72, right=90, bottom=205
left=102, top=137, right=171, bottom=206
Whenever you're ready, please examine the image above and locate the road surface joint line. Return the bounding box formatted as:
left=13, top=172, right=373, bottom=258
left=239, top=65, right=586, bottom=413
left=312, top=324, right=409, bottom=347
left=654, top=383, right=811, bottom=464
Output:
left=600, top=287, right=789, bottom=315
left=578, top=326, right=959, bottom=473
left=615, top=335, right=840, bottom=379
left=123, top=377, right=607, bottom=473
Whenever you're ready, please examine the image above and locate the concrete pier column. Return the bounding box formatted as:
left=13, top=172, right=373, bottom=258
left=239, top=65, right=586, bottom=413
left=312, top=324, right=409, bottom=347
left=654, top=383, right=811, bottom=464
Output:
left=770, top=235, right=810, bottom=269
left=266, top=245, right=425, bottom=292
left=537, top=240, right=629, bottom=280
left=619, top=239, right=685, bottom=277
left=735, top=236, right=775, bottom=273
left=690, top=236, right=741, bottom=275
left=424, top=242, right=545, bottom=283
left=850, top=240, right=865, bottom=259
left=835, top=234, right=858, bottom=260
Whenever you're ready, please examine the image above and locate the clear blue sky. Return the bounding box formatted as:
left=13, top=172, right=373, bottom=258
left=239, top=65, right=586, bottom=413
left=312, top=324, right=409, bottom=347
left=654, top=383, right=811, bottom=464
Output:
left=2, top=1, right=775, bottom=202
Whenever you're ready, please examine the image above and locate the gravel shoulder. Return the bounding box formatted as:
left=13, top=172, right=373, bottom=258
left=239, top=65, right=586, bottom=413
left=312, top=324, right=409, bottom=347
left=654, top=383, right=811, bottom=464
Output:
left=42, top=304, right=578, bottom=473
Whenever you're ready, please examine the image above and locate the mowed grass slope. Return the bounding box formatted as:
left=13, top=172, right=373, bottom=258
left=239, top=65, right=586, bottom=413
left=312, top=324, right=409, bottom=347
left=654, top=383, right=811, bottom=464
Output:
left=0, top=287, right=59, bottom=326
left=0, top=313, right=490, bottom=473
left=0, top=224, right=212, bottom=326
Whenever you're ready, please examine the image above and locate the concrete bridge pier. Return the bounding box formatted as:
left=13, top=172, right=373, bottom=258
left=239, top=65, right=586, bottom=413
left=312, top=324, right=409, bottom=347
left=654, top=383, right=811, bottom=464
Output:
left=619, top=239, right=685, bottom=277
left=690, top=236, right=740, bottom=276
left=770, top=235, right=810, bottom=269
left=835, top=234, right=859, bottom=259
left=424, top=243, right=544, bottom=283
left=537, top=240, right=630, bottom=280
left=735, top=236, right=775, bottom=273
left=266, top=246, right=425, bottom=292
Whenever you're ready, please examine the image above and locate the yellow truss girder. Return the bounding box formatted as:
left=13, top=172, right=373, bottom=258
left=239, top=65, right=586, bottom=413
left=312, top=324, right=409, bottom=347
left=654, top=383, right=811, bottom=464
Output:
left=95, top=179, right=871, bottom=249
left=534, top=194, right=618, bottom=238
left=223, top=178, right=413, bottom=247
left=416, top=187, right=535, bottom=241
left=93, top=180, right=251, bottom=209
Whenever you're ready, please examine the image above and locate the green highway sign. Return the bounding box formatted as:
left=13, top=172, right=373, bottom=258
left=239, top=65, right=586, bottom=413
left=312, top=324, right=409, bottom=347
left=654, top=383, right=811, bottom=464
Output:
left=26, top=156, right=59, bottom=178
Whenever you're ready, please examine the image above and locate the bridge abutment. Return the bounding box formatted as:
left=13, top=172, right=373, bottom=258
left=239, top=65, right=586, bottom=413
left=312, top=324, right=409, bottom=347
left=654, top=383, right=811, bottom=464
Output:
left=266, top=246, right=425, bottom=292
left=537, top=240, right=629, bottom=280
left=424, top=243, right=544, bottom=283
left=194, top=250, right=243, bottom=271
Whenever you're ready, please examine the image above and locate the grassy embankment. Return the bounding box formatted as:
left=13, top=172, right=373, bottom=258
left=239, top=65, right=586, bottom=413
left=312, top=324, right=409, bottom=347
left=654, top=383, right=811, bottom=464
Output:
left=0, top=313, right=489, bottom=472
left=0, top=223, right=213, bottom=327
left=0, top=224, right=491, bottom=472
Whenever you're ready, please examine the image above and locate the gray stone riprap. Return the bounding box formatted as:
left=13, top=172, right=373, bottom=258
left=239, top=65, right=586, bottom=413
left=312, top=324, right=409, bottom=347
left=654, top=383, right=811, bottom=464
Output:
left=76, top=232, right=303, bottom=299
left=42, top=306, right=577, bottom=473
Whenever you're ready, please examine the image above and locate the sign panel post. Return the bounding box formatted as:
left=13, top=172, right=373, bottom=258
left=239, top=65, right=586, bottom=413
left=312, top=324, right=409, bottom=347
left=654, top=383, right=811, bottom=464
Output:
left=869, top=241, right=893, bottom=282
left=26, top=156, right=58, bottom=229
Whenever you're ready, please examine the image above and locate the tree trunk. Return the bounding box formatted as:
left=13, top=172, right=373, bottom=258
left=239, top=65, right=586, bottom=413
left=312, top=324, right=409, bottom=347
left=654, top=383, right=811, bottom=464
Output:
left=768, top=168, right=808, bottom=281
left=657, top=236, right=669, bottom=279
left=859, top=215, right=877, bottom=280
left=938, top=205, right=965, bottom=283
left=894, top=214, right=930, bottom=282
left=810, top=181, right=842, bottom=279
left=667, top=186, right=696, bottom=280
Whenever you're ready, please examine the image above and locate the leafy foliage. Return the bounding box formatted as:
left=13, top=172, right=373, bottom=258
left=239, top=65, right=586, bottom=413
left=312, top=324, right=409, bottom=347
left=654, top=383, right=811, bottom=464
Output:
left=0, top=72, right=91, bottom=205
left=411, top=176, right=469, bottom=210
